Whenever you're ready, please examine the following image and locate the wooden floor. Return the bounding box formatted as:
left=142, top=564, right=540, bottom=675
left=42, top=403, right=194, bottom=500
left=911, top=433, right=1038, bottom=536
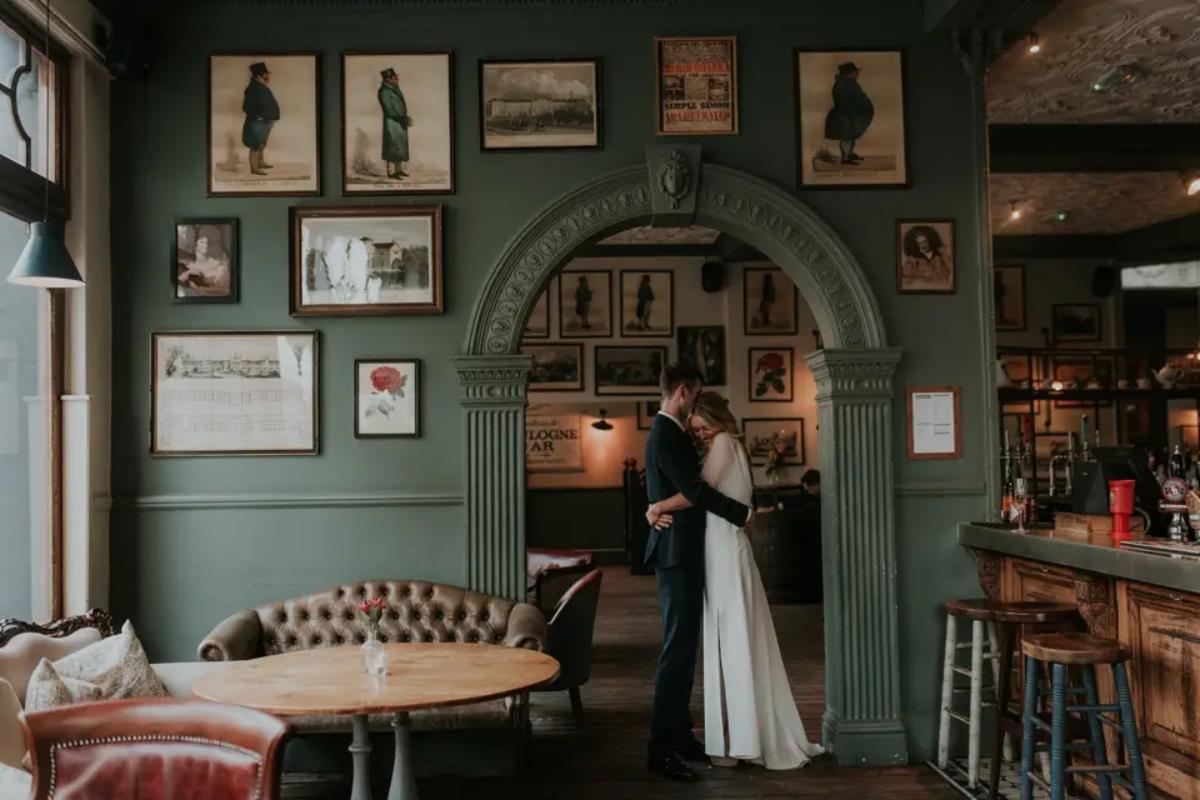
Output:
left=421, top=566, right=957, bottom=799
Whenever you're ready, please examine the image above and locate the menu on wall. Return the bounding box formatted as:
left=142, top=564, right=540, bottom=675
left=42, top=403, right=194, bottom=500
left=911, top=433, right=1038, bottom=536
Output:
left=907, top=386, right=961, bottom=460
left=526, top=413, right=584, bottom=472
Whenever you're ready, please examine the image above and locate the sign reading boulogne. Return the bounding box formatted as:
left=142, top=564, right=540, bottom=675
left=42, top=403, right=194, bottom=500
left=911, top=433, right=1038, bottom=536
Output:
left=526, top=414, right=584, bottom=472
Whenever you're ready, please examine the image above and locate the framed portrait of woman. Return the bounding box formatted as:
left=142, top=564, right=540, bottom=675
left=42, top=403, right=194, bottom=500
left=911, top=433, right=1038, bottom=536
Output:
left=173, top=218, right=238, bottom=303
left=896, top=219, right=955, bottom=294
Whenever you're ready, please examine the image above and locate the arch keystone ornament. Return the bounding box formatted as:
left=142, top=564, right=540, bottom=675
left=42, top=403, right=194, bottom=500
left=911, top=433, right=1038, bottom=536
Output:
left=457, top=158, right=906, bottom=766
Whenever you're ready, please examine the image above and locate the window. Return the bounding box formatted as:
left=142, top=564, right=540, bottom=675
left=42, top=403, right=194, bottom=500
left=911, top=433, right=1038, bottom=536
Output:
left=0, top=211, right=53, bottom=622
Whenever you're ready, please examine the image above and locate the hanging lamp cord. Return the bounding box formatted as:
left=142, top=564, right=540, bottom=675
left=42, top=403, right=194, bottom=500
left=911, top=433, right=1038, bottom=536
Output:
left=42, top=0, right=50, bottom=223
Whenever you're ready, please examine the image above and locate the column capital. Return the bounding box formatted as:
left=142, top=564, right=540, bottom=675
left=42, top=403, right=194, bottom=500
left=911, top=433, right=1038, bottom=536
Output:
left=453, top=354, right=533, bottom=407
left=805, top=348, right=901, bottom=403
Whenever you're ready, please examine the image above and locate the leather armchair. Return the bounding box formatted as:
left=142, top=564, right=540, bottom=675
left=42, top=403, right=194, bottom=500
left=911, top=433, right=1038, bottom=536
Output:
left=21, top=697, right=290, bottom=800
left=534, top=570, right=603, bottom=721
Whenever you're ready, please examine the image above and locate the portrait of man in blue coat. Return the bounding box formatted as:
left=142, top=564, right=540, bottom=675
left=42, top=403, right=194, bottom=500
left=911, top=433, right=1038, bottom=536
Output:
left=823, top=61, right=874, bottom=165
left=378, top=67, right=412, bottom=180
left=241, top=61, right=280, bottom=175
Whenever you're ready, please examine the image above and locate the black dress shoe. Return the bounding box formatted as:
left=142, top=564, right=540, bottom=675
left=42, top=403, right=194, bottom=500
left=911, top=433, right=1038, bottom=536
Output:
left=675, top=739, right=708, bottom=763
left=648, top=752, right=698, bottom=782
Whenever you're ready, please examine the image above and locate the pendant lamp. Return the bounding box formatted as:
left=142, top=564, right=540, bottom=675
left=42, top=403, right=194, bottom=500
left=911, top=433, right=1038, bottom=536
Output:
left=8, top=0, right=84, bottom=289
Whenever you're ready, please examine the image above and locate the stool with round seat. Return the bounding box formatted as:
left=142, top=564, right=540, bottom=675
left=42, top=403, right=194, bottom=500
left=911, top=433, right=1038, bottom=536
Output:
left=1019, top=632, right=1147, bottom=800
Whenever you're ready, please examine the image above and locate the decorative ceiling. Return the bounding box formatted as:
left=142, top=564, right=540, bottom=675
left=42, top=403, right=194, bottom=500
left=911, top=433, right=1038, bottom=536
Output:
left=988, top=0, right=1200, bottom=124
left=990, top=172, right=1200, bottom=234
left=599, top=225, right=721, bottom=245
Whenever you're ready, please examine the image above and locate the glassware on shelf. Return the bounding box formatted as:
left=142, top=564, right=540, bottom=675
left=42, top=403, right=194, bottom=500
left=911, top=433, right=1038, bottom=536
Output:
left=1012, top=478, right=1029, bottom=534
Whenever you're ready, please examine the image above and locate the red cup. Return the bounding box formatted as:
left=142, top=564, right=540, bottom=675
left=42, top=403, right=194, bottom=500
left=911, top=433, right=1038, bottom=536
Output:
left=1108, top=479, right=1136, bottom=544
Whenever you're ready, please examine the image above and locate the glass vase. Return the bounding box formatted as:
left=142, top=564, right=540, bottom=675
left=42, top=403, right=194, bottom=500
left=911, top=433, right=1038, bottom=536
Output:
left=362, top=636, right=388, bottom=676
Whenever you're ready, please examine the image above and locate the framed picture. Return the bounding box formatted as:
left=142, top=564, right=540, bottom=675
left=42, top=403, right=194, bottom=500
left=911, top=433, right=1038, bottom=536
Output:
left=524, top=283, right=552, bottom=340
left=341, top=52, right=454, bottom=195
left=906, top=385, right=961, bottom=460
left=354, top=359, right=419, bottom=438
left=897, top=219, right=955, bottom=294
left=526, top=412, right=584, bottom=472
left=208, top=53, right=320, bottom=196
left=994, top=265, right=1026, bottom=331
left=595, top=346, right=667, bottom=396
left=558, top=270, right=612, bottom=338
left=151, top=331, right=319, bottom=456
left=743, top=267, right=797, bottom=335
left=1053, top=303, right=1102, bottom=343
left=480, top=58, right=601, bottom=151
left=654, top=36, right=738, bottom=136
left=744, top=418, right=805, bottom=467
left=637, top=400, right=660, bottom=430
left=523, top=343, right=584, bottom=392
left=290, top=205, right=443, bottom=317
left=749, top=347, right=794, bottom=402
left=677, top=325, right=726, bottom=386
left=620, top=270, right=674, bottom=336
left=1053, top=356, right=1113, bottom=408
left=173, top=218, right=238, bottom=303
left=794, top=49, right=908, bottom=188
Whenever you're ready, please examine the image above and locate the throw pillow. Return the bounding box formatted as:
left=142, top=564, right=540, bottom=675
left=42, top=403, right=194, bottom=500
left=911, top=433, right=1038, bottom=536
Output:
left=23, top=658, right=104, bottom=712
left=23, top=621, right=166, bottom=712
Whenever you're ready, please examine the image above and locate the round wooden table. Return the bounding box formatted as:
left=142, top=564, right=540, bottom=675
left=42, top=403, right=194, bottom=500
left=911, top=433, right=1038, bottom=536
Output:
left=193, top=643, right=559, bottom=800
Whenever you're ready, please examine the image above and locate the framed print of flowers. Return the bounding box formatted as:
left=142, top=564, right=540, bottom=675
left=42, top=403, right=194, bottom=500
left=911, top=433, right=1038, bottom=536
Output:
left=749, top=347, right=794, bottom=402
left=355, top=358, right=420, bottom=438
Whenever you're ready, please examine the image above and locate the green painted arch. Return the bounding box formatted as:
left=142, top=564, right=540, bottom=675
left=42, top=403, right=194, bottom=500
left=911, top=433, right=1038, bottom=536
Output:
left=461, top=162, right=889, bottom=355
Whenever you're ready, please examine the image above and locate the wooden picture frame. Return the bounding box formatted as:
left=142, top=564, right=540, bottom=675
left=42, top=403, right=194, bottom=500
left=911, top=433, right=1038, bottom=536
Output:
left=906, top=385, right=961, bottom=460
left=173, top=217, right=239, bottom=304
left=637, top=400, right=660, bottom=430
left=677, top=325, right=726, bottom=386
left=743, top=266, right=798, bottom=335
left=744, top=417, right=805, bottom=466
left=354, top=358, right=420, bottom=438
left=994, top=265, right=1026, bottom=331
left=619, top=269, right=674, bottom=337
left=595, top=346, right=667, bottom=396
left=340, top=51, right=455, bottom=196
left=654, top=36, right=739, bottom=136
left=748, top=347, right=794, bottom=402
left=480, top=58, right=602, bottom=151
left=896, top=218, right=955, bottom=294
left=558, top=271, right=613, bottom=338
left=523, top=282, right=552, bottom=340
left=523, top=343, right=585, bottom=392
left=1052, top=303, right=1102, bottom=343
left=289, top=205, right=443, bottom=317
left=151, top=330, right=320, bottom=457
left=208, top=52, right=321, bottom=197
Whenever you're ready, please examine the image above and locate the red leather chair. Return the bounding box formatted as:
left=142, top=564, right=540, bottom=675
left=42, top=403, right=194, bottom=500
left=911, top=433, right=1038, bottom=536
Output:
left=534, top=570, right=604, bottom=721
left=21, top=698, right=291, bottom=800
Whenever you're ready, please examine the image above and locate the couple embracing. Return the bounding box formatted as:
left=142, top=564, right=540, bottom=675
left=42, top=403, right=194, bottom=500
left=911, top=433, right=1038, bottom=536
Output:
left=643, top=363, right=823, bottom=782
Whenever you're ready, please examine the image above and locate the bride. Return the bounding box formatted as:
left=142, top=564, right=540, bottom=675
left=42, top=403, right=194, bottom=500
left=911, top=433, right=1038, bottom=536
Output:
left=647, top=391, right=824, bottom=770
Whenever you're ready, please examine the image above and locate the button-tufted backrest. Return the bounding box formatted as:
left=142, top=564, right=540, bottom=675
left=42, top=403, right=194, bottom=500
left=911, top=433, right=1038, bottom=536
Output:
left=253, top=580, right=522, bottom=656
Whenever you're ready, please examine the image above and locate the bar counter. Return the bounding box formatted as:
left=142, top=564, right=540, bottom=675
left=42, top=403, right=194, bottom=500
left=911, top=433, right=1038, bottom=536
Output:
left=959, top=521, right=1200, bottom=797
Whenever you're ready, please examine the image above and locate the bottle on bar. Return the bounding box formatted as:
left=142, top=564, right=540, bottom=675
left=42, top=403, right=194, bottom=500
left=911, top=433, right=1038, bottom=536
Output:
left=1001, top=431, right=1014, bottom=524
left=1170, top=444, right=1186, bottom=480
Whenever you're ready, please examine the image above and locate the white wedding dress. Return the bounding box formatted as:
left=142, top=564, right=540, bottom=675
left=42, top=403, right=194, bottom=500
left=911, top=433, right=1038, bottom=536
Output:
left=701, top=431, right=825, bottom=769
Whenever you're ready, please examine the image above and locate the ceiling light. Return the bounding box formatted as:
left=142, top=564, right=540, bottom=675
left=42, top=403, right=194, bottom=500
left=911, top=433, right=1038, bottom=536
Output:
left=591, top=409, right=613, bottom=431
left=1188, top=176, right=1200, bottom=196
left=1090, top=63, right=1144, bottom=94
left=1025, top=32, right=1041, bottom=54
left=1055, top=211, right=1068, bottom=222
left=1008, top=201, right=1023, bottom=221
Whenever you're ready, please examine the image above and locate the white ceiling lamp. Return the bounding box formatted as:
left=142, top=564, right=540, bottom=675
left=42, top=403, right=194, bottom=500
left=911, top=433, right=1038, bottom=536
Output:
left=1090, top=63, right=1144, bottom=94
left=1025, top=32, right=1042, bottom=55
left=1187, top=175, right=1200, bottom=197
left=1008, top=201, right=1023, bottom=221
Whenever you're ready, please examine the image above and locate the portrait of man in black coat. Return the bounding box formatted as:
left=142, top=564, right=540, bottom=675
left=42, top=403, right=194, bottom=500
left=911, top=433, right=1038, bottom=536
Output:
left=823, top=61, right=874, bottom=165
left=241, top=61, right=280, bottom=176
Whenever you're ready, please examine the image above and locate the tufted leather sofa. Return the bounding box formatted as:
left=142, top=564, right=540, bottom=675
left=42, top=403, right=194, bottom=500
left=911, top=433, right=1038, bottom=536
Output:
left=197, top=580, right=546, bottom=739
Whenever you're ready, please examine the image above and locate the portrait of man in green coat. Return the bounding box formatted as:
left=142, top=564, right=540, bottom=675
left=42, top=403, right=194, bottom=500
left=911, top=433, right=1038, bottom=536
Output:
left=241, top=61, right=280, bottom=176
left=378, top=67, right=412, bottom=180
left=823, top=61, right=874, bottom=165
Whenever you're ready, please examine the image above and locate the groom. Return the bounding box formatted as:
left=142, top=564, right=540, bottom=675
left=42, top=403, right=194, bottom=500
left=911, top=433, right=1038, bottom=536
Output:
left=643, top=363, right=754, bottom=782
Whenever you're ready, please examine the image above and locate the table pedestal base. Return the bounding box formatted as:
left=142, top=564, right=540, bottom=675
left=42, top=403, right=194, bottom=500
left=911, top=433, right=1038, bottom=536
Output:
left=348, top=713, right=419, bottom=800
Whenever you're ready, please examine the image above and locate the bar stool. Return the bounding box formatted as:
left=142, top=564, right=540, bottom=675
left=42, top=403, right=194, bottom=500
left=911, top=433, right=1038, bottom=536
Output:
left=937, top=599, right=1007, bottom=789
left=986, top=601, right=1081, bottom=799
left=1019, top=633, right=1148, bottom=800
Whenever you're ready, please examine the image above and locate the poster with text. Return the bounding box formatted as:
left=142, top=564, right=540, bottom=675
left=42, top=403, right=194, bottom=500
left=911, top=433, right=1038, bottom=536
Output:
left=526, top=413, right=584, bottom=472
left=655, top=36, right=738, bottom=135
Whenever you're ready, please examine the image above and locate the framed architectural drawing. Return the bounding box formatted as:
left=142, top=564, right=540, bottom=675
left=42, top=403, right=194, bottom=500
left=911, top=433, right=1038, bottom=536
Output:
left=151, top=331, right=319, bottom=456
left=208, top=53, right=320, bottom=196
left=480, top=58, right=601, bottom=150
left=523, top=343, right=584, bottom=392
left=595, top=346, right=666, bottom=396
left=341, top=52, right=454, bottom=194
left=354, top=358, right=420, bottom=438
left=654, top=36, right=738, bottom=135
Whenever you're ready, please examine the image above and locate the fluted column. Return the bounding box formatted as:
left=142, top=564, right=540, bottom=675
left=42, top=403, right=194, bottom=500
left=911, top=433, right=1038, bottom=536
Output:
left=454, top=354, right=533, bottom=600
left=806, top=347, right=906, bottom=766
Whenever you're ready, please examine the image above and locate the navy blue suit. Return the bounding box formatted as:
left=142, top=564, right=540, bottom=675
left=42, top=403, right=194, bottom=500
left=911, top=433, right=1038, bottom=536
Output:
left=643, top=413, right=749, bottom=755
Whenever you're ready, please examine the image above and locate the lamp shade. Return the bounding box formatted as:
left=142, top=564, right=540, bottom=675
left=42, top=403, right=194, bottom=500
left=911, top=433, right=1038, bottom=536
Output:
left=8, top=218, right=84, bottom=288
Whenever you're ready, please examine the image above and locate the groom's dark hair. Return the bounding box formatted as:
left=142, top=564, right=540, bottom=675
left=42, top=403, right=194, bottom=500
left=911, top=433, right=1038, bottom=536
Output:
left=660, top=362, right=703, bottom=397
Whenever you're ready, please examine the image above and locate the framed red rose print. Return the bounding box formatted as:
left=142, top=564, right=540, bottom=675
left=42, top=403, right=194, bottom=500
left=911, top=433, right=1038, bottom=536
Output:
left=355, top=358, right=420, bottom=438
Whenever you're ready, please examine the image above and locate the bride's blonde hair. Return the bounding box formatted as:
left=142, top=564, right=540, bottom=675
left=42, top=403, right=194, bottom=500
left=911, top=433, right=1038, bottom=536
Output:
left=691, top=391, right=740, bottom=436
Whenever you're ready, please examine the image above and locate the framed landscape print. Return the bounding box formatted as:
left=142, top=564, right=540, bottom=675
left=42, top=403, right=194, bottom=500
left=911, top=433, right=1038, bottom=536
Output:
left=174, top=218, right=238, bottom=303
left=897, top=219, right=955, bottom=294
left=208, top=53, right=320, bottom=196
left=743, top=267, right=798, bottom=335
left=151, top=331, right=319, bottom=456
left=523, top=343, right=584, bottom=392
left=290, top=205, right=443, bottom=316
left=677, top=325, right=726, bottom=386
left=637, top=400, right=660, bottom=430
left=595, top=346, right=667, bottom=396
left=744, top=418, right=805, bottom=467
left=749, top=347, right=794, bottom=402
left=654, top=36, right=738, bottom=136
left=620, top=270, right=674, bottom=336
left=341, top=52, right=454, bottom=195
left=523, top=283, right=552, bottom=340
left=794, top=49, right=908, bottom=188
left=994, top=265, right=1026, bottom=331
left=1052, top=303, right=1102, bottom=343
left=355, top=359, right=419, bottom=438
left=480, top=59, right=601, bottom=150
left=558, top=270, right=612, bottom=338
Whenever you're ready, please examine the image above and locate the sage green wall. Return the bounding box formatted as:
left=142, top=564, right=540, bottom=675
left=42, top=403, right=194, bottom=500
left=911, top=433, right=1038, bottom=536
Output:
left=109, top=0, right=988, bottom=761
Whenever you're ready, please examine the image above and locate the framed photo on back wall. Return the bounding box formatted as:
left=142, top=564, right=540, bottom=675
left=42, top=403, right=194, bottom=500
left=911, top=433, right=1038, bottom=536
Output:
left=480, top=58, right=601, bottom=150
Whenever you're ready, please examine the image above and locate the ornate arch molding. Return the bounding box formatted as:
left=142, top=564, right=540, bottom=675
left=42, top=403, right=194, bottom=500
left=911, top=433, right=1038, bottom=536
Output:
left=461, top=163, right=888, bottom=357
